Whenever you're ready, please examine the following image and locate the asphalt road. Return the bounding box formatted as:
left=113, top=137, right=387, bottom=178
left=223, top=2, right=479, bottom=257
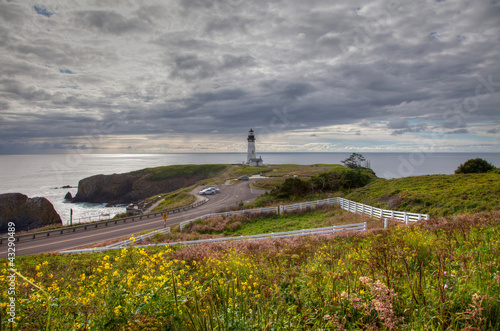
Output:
left=1, top=180, right=266, bottom=257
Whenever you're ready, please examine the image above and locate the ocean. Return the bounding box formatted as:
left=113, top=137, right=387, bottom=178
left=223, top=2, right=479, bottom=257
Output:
left=1, top=152, right=499, bottom=225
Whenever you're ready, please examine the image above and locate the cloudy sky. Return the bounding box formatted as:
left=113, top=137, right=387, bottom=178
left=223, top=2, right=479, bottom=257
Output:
left=0, top=0, right=499, bottom=154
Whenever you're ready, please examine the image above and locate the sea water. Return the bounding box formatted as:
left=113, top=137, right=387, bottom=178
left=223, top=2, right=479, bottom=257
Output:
left=1, top=152, right=499, bottom=225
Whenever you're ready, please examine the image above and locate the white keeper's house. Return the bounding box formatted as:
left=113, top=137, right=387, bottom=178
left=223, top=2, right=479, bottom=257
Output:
left=246, top=128, right=264, bottom=167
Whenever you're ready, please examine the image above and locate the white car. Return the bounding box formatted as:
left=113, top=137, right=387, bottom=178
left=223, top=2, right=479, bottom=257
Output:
left=206, top=187, right=220, bottom=193
left=199, top=188, right=217, bottom=195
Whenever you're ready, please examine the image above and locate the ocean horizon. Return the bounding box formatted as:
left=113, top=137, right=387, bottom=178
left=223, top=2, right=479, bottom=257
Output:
left=1, top=152, right=499, bottom=225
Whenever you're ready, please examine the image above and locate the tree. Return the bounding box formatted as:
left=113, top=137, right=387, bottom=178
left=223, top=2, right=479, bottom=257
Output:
left=455, top=158, right=496, bottom=174
left=341, top=153, right=371, bottom=169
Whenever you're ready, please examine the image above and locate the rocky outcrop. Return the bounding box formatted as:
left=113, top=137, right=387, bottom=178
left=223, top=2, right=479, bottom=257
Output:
left=0, top=193, right=62, bottom=232
left=64, top=192, right=73, bottom=200
left=72, top=165, right=227, bottom=206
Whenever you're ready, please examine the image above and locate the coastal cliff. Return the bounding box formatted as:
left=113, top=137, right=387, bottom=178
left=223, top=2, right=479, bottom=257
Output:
left=72, top=164, right=228, bottom=205
left=0, top=193, right=62, bottom=232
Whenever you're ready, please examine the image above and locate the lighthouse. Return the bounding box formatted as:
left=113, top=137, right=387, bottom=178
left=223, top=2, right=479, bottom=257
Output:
left=246, top=129, right=263, bottom=166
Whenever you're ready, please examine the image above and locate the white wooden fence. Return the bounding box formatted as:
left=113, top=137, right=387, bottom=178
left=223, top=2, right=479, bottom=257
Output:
left=337, top=198, right=429, bottom=223
left=279, top=197, right=429, bottom=224
left=59, top=197, right=429, bottom=254
left=59, top=222, right=367, bottom=254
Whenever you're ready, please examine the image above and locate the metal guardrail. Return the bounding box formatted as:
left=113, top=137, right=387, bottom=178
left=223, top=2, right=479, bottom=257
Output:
left=72, top=213, right=112, bottom=224
left=59, top=222, right=367, bottom=254
left=0, top=198, right=207, bottom=244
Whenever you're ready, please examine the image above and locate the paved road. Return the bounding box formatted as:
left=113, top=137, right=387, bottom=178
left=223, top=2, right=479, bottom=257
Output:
left=1, top=180, right=266, bottom=257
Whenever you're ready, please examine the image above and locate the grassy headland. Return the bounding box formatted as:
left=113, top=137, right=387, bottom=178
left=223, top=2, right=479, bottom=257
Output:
left=146, top=164, right=229, bottom=181
left=345, top=173, right=500, bottom=216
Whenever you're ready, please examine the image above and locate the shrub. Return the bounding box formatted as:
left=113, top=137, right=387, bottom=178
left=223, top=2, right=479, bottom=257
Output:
left=278, top=177, right=310, bottom=196
left=455, top=158, right=496, bottom=174
left=264, top=168, right=375, bottom=202
left=341, top=153, right=371, bottom=169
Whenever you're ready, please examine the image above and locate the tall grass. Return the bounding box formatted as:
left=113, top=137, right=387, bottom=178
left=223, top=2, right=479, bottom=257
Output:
left=1, top=212, right=499, bottom=330
left=346, top=173, right=500, bottom=216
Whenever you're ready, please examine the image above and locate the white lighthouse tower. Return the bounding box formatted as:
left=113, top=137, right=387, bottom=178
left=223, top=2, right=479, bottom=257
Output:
left=246, top=128, right=263, bottom=166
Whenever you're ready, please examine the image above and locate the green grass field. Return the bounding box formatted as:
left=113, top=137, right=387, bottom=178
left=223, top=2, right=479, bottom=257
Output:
left=345, top=173, right=500, bottom=216
left=151, top=190, right=197, bottom=213
left=179, top=205, right=379, bottom=238
left=147, top=164, right=229, bottom=181
left=2, top=212, right=499, bottom=330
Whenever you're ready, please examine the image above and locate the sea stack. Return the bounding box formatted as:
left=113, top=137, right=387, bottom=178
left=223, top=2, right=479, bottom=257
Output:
left=0, top=193, right=62, bottom=232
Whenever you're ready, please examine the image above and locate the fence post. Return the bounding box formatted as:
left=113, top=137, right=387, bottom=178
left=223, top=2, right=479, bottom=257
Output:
left=370, top=206, right=373, bottom=218
left=364, top=222, right=367, bottom=231
left=404, top=212, right=408, bottom=225
left=384, top=218, right=388, bottom=229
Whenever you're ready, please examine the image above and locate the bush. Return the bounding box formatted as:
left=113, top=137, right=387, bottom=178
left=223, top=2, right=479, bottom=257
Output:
left=267, top=168, right=375, bottom=201
left=341, top=168, right=374, bottom=189
left=455, top=158, right=496, bottom=174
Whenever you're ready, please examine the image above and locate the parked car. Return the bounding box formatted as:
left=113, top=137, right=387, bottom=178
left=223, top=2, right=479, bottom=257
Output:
left=238, top=176, right=249, bottom=181
left=199, top=188, right=217, bottom=195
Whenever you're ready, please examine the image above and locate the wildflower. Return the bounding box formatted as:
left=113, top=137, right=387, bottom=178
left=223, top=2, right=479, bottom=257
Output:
left=444, top=284, right=449, bottom=289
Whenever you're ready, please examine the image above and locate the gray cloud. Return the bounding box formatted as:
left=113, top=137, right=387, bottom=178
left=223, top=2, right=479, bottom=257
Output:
left=0, top=0, right=499, bottom=153
left=72, top=10, right=151, bottom=35
left=446, top=129, right=469, bottom=134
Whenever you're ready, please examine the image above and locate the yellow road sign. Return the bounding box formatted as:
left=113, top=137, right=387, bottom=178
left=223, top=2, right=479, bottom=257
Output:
left=162, top=213, right=168, bottom=221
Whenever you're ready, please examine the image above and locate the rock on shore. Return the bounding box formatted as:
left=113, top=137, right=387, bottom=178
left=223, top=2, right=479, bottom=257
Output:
left=71, top=165, right=226, bottom=206
left=0, top=193, right=62, bottom=232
